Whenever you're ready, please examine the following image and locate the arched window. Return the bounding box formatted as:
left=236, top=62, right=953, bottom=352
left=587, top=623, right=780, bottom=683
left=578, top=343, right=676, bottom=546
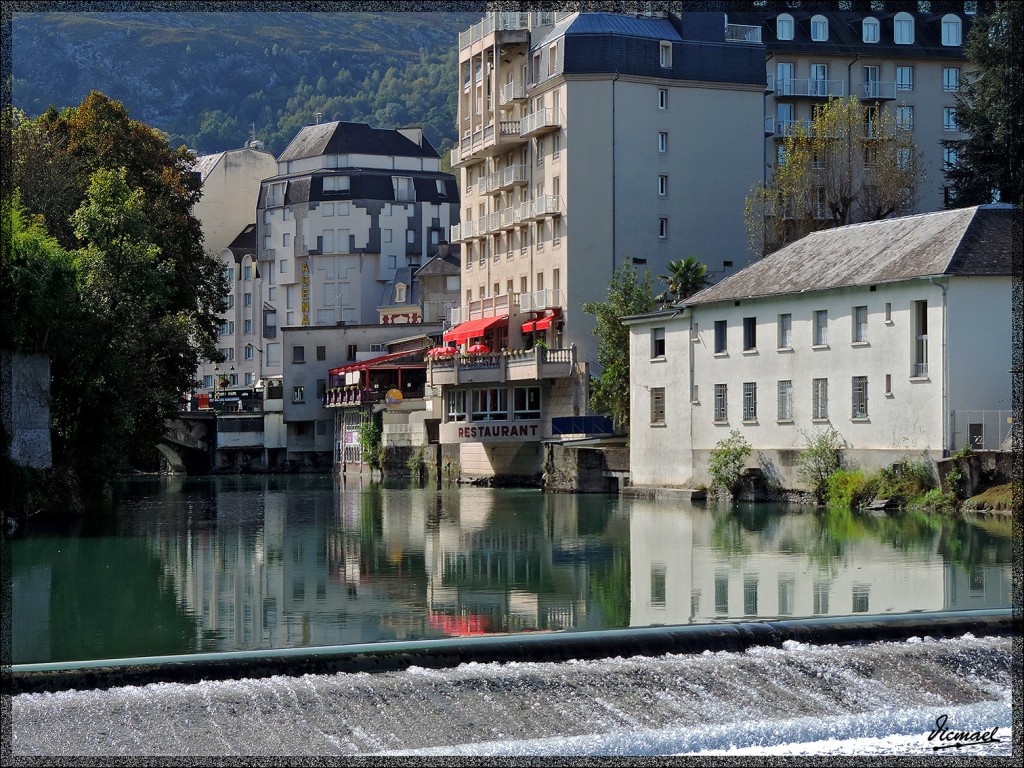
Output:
left=776, top=13, right=794, bottom=41
left=894, top=12, right=915, bottom=44
left=811, top=14, right=828, bottom=41
left=941, top=14, right=962, bottom=46
left=863, top=17, right=879, bottom=43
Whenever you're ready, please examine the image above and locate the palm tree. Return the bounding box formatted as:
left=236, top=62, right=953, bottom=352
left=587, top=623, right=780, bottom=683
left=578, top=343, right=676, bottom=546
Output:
left=658, top=256, right=710, bottom=305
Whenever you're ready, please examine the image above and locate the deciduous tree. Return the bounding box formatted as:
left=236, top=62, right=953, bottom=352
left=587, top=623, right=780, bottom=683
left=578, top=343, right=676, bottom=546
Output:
left=581, top=263, right=656, bottom=431
left=746, top=96, right=924, bottom=256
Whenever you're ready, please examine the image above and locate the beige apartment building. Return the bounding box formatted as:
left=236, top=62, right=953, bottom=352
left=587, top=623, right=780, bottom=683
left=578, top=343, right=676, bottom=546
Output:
left=728, top=4, right=979, bottom=217
left=432, top=10, right=766, bottom=480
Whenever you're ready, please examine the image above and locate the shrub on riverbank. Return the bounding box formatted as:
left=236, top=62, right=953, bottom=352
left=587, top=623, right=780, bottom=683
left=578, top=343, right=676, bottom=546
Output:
left=708, top=430, right=751, bottom=497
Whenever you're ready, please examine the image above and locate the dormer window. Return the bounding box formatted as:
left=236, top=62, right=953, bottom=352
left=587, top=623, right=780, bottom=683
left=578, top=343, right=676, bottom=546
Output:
left=811, top=15, right=828, bottom=42
left=894, top=12, right=914, bottom=44
left=941, top=14, right=962, bottom=46
left=659, top=41, right=672, bottom=68
left=863, top=17, right=879, bottom=43
left=777, top=13, right=794, bottom=41
left=395, top=282, right=407, bottom=304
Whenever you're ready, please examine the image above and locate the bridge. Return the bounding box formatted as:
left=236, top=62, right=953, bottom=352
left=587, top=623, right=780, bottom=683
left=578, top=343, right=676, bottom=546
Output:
left=158, top=412, right=216, bottom=473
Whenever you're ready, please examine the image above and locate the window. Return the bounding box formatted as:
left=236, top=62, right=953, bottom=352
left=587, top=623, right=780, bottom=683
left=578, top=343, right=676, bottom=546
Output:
left=446, top=390, right=467, bottom=422
left=547, top=42, right=557, bottom=76
left=775, top=62, right=794, bottom=97
left=244, top=344, right=254, bottom=361
left=316, top=379, right=326, bottom=400
left=941, top=14, right=962, bottom=46
left=651, top=566, right=667, bottom=606
left=776, top=13, right=794, bottom=41
left=862, top=17, right=879, bottom=43
left=659, top=41, right=672, bottom=68
left=777, top=380, right=793, bottom=420
left=885, top=373, right=892, bottom=395
left=267, top=182, right=285, bottom=207
left=322, top=175, right=350, bottom=193
left=810, top=63, right=829, bottom=96
left=944, top=107, right=958, bottom=132
left=244, top=292, right=252, bottom=307
left=243, top=265, right=252, bottom=281
left=280, top=259, right=288, bottom=273
left=292, top=386, right=305, bottom=403
left=814, top=186, right=828, bottom=218
left=658, top=174, right=668, bottom=197
left=392, top=176, right=414, bottom=202
left=895, top=66, right=913, bottom=92
left=714, top=320, right=727, bottom=354
left=471, top=388, right=507, bottom=421
left=650, top=387, right=666, bottom=425
left=778, top=577, right=795, bottom=615
left=658, top=217, right=668, bottom=239
left=407, top=229, right=416, bottom=244
left=810, top=15, right=828, bottom=41
left=852, top=584, right=870, bottom=613
left=813, top=310, right=828, bottom=346
left=778, top=314, right=792, bottom=349
left=813, top=582, right=829, bottom=614
left=658, top=132, right=668, bottom=153
left=715, top=574, right=729, bottom=614
left=229, top=374, right=237, bottom=386
left=743, top=317, right=756, bottom=351
left=944, top=67, right=959, bottom=92
left=852, top=376, right=869, bottom=418
left=203, top=375, right=213, bottom=389
left=316, top=345, right=326, bottom=361
left=812, top=378, right=828, bottom=419
left=853, top=306, right=868, bottom=342
left=743, top=382, right=757, bottom=422
left=513, top=387, right=541, bottom=420
left=651, top=327, right=666, bottom=358
left=913, top=300, right=928, bottom=376
left=894, top=12, right=914, bottom=44
left=714, top=384, right=728, bottom=422
left=322, top=202, right=335, bottom=217
left=658, top=88, right=667, bottom=109
left=743, top=576, right=758, bottom=616
left=944, top=147, right=959, bottom=169
left=292, top=345, right=305, bottom=364
left=896, top=105, right=913, bottom=131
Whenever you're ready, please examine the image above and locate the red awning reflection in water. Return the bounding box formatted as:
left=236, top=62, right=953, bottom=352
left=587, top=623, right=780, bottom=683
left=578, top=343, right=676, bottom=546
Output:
left=428, top=614, right=492, bottom=636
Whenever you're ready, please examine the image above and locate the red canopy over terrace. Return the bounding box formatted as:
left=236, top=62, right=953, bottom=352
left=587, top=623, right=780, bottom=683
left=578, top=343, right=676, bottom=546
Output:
left=521, top=308, right=561, bottom=334
left=443, top=315, right=508, bottom=344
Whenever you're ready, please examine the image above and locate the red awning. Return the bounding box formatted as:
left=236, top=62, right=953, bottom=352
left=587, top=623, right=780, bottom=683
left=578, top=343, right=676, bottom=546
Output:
left=521, top=308, right=561, bottom=334
left=443, top=315, right=508, bottom=344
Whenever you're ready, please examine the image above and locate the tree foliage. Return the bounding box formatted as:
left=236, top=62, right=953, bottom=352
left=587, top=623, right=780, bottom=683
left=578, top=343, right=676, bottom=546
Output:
left=746, top=96, right=925, bottom=256
left=5, top=92, right=228, bottom=490
left=943, top=1, right=1023, bottom=206
left=657, top=256, right=710, bottom=306
left=796, top=428, right=846, bottom=503
left=581, top=263, right=656, bottom=431
left=708, top=430, right=752, bottom=497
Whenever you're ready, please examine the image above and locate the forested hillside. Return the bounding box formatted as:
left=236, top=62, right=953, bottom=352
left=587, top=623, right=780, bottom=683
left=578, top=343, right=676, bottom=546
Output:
left=12, top=10, right=484, bottom=159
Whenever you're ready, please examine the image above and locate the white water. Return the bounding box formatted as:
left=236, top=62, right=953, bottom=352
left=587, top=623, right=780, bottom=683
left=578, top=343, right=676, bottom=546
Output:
left=12, top=633, right=1012, bottom=756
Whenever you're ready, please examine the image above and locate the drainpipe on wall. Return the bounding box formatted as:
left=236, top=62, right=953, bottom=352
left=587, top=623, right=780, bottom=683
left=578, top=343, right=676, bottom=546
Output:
left=763, top=54, right=773, bottom=256
left=927, top=276, right=950, bottom=455
left=611, top=70, right=619, bottom=276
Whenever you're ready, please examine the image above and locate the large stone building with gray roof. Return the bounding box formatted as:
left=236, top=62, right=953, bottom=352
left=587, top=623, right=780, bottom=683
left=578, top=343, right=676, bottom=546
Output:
left=625, top=204, right=1015, bottom=491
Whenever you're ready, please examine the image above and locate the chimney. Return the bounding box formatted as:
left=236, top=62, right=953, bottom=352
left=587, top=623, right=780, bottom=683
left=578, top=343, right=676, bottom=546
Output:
left=398, top=126, right=423, bottom=147
left=315, top=112, right=323, bottom=125
left=437, top=240, right=450, bottom=258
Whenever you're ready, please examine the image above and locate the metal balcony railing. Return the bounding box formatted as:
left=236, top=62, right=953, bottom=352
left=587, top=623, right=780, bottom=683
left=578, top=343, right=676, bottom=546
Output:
left=772, top=78, right=845, bottom=98
left=520, top=108, right=559, bottom=137
left=458, top=12, right=531, bottom=50
left=500, top=81, right=526, bottom=105
left=519, top=288, right=562, bottom=312
left=860, top=81, right=897, bottom=100
left=725, top=23, right=762, bottom=43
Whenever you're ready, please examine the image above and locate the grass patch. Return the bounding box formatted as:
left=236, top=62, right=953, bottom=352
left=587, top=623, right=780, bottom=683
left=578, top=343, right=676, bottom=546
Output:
left=963, top=483, right=1014, bottom=512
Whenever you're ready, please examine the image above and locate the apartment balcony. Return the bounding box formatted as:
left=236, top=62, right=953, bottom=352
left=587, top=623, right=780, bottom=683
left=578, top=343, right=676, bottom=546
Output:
left=450, top=219, right=478, bottom=243
left=499, top=206, right=519, bottom=230
left=773, top=119, right=814, bottom=138
left=519, top=288, right=562, bottom=313
left=725, top=23, right=762, bottom=43
left=500, top=81, right=527, bottom=107
left=859, top=81, right=897, bottom=101
left=428, top=346, right=577, bottom=387
left=520, top=108, right=560, bottom=138
left=458, top=12, right=531, bottom=50
left=770, top=77, right=845, bottom=99
left=478, top=212, right=502, bottom=236
left=764, top=115, right=775, bottom=135
left=524, top=195, right=562, bottom=220
left=447, top=293, right=512, bottom=326
left=497, top=164, right=528, bottom=192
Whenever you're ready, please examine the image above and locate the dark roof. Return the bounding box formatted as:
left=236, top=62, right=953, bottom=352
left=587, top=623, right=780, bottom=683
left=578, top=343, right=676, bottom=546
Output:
left=277, top=121, right=439, bottom=163
left=726, top=9, right=974, bottom=59
left=685, top=204, right=1015, bottom=306
left=415, top=247, right=461, bottom=277
left=553, top=12, right=765, bottom=87
left=378, top=267, right=421, bottom=308
left=225, top=223, right=257, bottom=263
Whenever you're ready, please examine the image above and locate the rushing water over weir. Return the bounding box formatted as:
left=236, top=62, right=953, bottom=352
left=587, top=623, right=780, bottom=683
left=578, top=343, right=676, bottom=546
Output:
left=12, top=629, right=1013, bottom=756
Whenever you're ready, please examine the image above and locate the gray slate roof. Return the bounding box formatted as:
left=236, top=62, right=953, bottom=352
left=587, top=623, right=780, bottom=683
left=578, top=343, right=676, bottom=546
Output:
left=414, top=248, right=461, bottom=277
left=192, top=152, right=224, bottom=182
left=686, top=204, right=1016, bottom=306
left=277, top=121, right=438, bottom=163
left=225, top=223, right=257, bottom=264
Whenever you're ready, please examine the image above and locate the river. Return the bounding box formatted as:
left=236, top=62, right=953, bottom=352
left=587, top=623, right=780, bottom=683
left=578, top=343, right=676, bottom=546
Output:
left=10, top=474, right=1012, bottom=665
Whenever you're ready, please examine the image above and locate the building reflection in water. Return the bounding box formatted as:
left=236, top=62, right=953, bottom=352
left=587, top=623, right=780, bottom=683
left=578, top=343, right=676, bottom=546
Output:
left=127, top=477, right=1011, bottom=656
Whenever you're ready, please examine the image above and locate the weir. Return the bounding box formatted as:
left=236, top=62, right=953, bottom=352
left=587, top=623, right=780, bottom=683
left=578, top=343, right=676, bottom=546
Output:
left=8, top=609, right=1013, bottom=695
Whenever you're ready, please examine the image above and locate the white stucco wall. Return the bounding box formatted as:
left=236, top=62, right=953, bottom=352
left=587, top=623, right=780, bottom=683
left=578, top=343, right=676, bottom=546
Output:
left=194, top=149, right=277, bottom=256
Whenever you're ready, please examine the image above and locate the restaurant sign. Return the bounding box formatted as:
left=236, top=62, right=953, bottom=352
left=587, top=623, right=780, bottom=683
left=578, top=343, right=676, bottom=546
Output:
left=439, top=420, right=543, bottom=443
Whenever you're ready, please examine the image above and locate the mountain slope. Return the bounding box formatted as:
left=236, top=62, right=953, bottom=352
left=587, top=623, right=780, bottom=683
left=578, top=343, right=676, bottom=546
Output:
left=12, top=10, right=484, bottom=157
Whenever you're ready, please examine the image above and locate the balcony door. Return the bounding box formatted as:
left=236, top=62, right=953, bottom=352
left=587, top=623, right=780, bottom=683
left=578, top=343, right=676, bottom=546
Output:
left=810, top=64, right=829, bottom=96
left=862, top=66, right=880, bottom=99
left=776, top=62, right=794, bottom=96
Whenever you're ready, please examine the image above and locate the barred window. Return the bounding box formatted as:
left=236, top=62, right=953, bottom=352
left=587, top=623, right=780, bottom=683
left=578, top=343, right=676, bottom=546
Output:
left=714, top=384, right=728, bottom=422
left=743, top=382, right=757, bottom=422
left=852, top=376, right=869, bottom=418
left=778, top=380, right=793, bottom=420
left=650, top=387, right=666, bottom=425
left=812, top=378, right=829, bottom=419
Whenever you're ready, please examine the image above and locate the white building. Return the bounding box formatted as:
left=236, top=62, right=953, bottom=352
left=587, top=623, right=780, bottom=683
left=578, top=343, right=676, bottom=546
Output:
left=626, top=204, right=1014, bottom=491
left=192, top=144, right=278, bottom=256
